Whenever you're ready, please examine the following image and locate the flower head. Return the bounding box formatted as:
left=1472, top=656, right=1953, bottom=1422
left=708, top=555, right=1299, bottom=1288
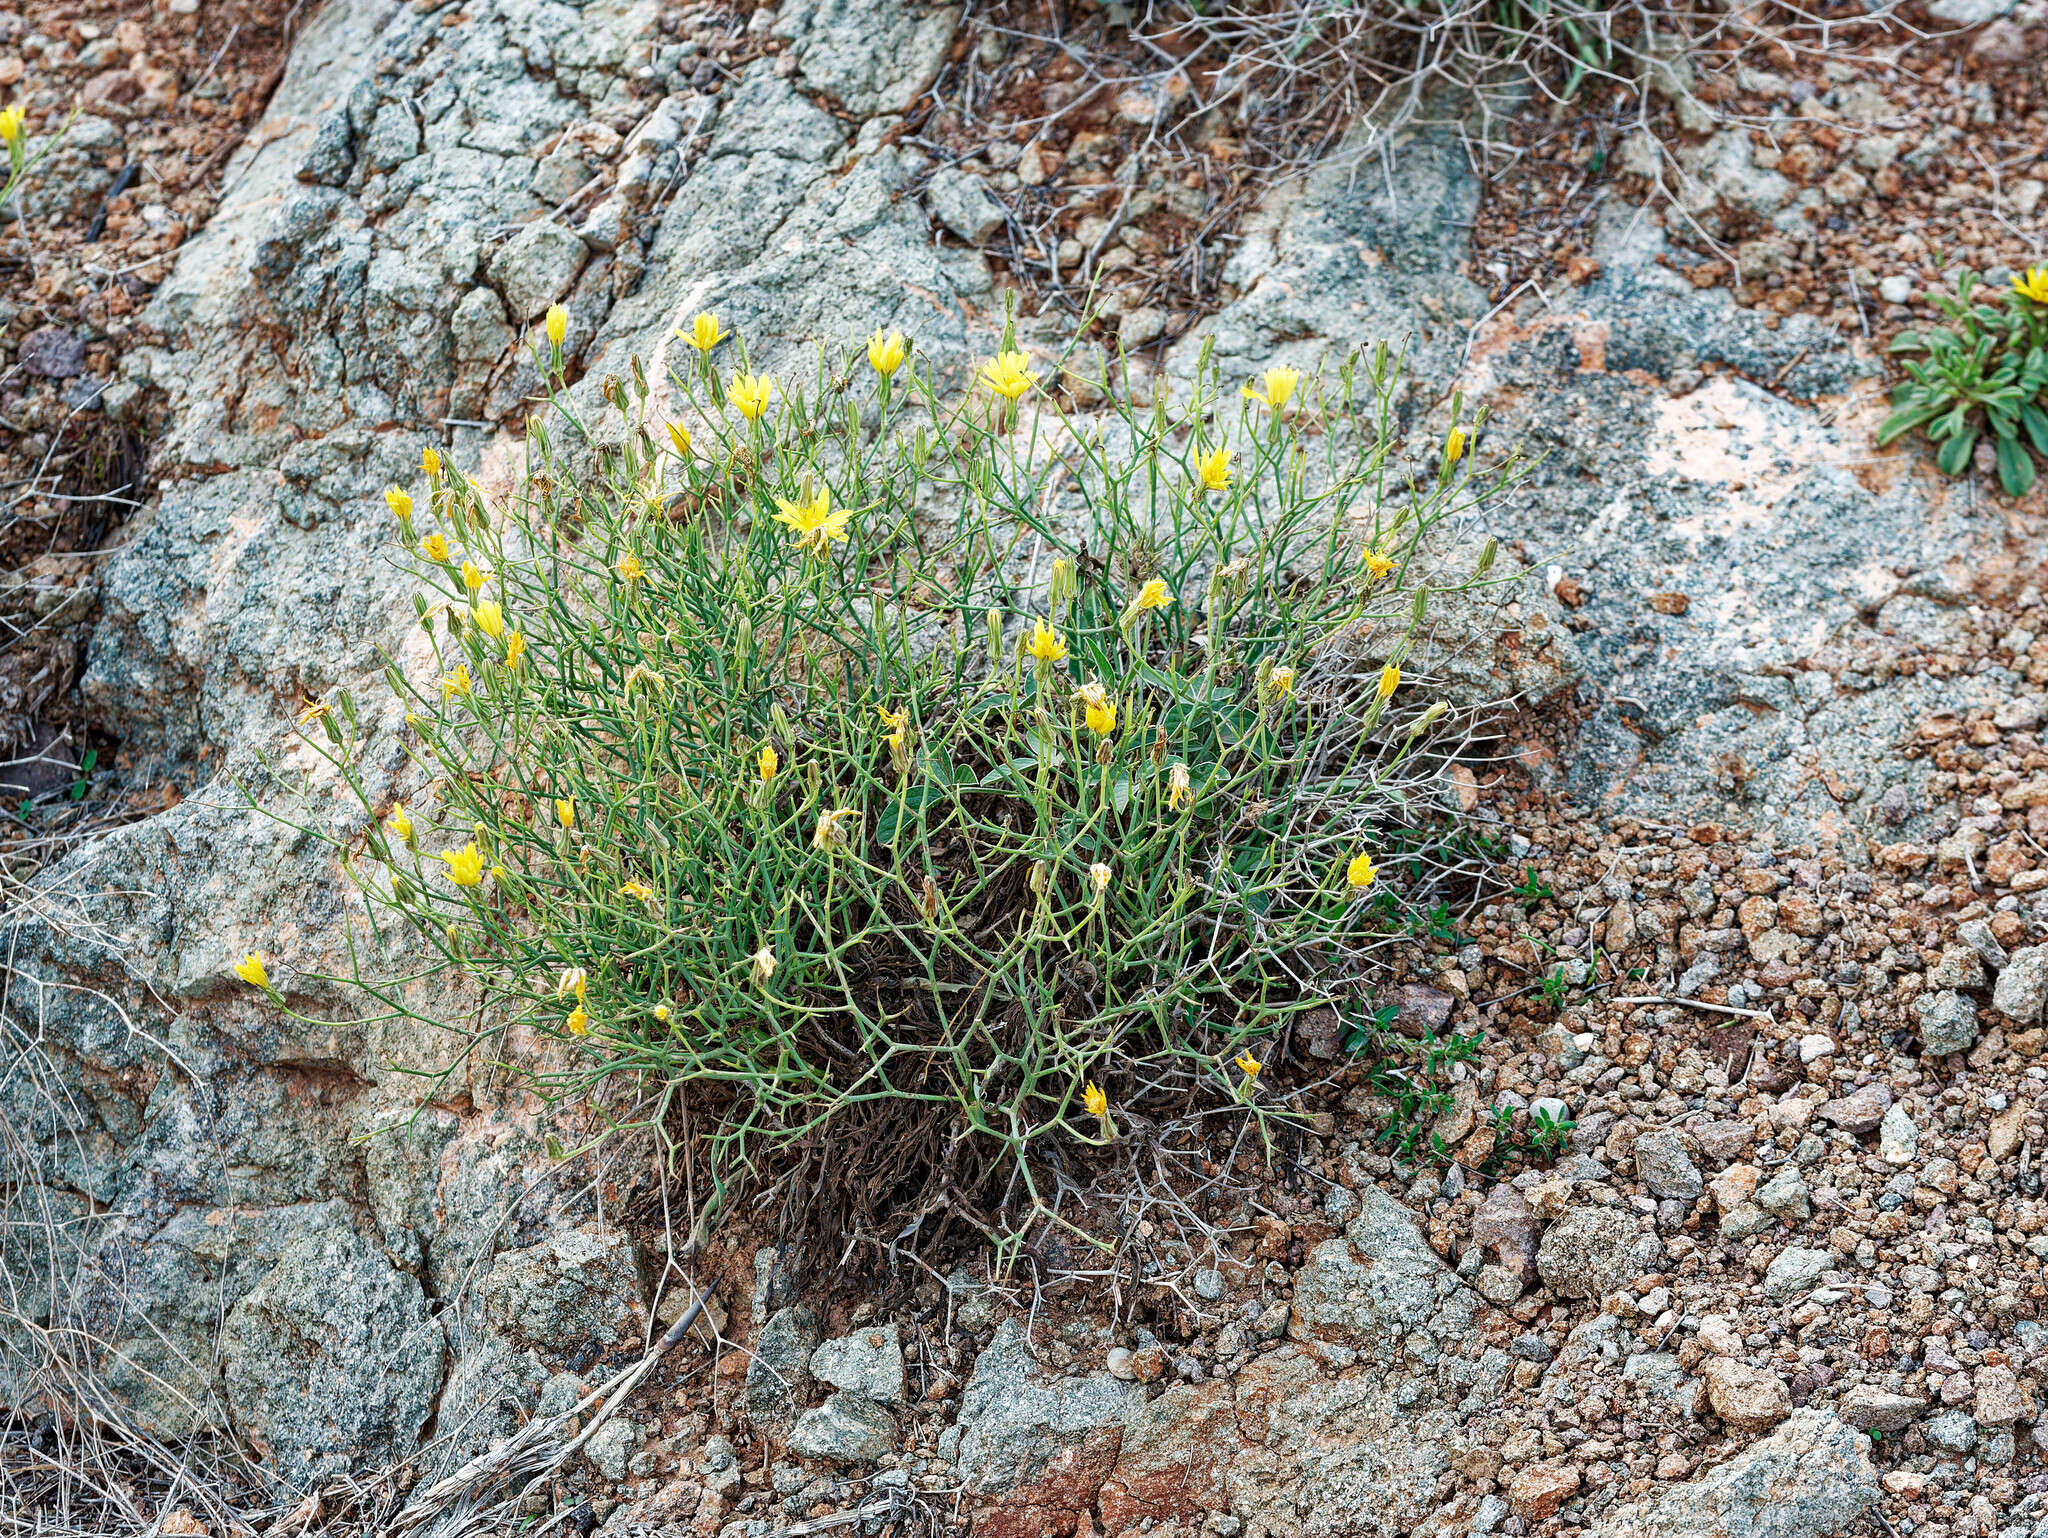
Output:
left=751, top=946, right=777, bottom=985
left=653, top=1004, right=670, bottom=1022
left=729, top=371, right=774, bottom=421
left=1131, top=578, right=1173, bottom=614
left=2015, top=268, right=2048, bottom=304
left=385, top=485, right=413, bottom=523
left=1377, top=663, right=1401, bottom=700
left=471, top=598, right=504, bottom=640
left=813, top=807, right=859, bottom=851
left=1086, top=698, right=1117, bottom=735
left=624, top=663, right=665, bottom=694
left=440, top=842, right=485, bottom=886
left=666, top=421, right=692, bottom=458
left=1025, top=620, right=1068, bottom=665
left=545, top=304, right=568, bottom=348
left=979, top=349, right=1039, bottom=401
left=758, top=744, right=779, bottom=781
left=1362, top=545, right=1395, bottom=582
left=1235, top=1050, right=1262, bottom=1080
left=621, top=879, right=656, bottom=904
left=557, top=965, right=587, bottom=1001
left=617, top=552, right=645, bottom=582
left=565, top=1005, right=589, bottom=1036
left=296, top=696, right=330, bottom=728
left=422, top=532, right=450, bottom=562
left=422, top=446, right=442, bottom=479
left=1444, top=425, right=1466, bottom=464
left=1167, top=762, right=1191, bottom=810
left=556, top=797, right=575, bottom=831
left=504, top=630, right=526, bottom=668
left=441, top=664, right=473, bottom=700
left=386, top=803, right=413, bottom=842
left=1266, top=665, right=1296, bottom=703
left=878, top=704, right=909, bottom=750
left=0, top=105, right=25, bottom=149
left=1242, top=365, right=1300, bottom=414
left=1084, top=1081, right=1109, bottom=1117
left=1346, top=851, right=1378, bottom=890
left=681, top=311, right=728, bottom=353
left=234, top=952, right=270, bottom=990
left=461, top=560, right=487, bottom=593
left=1089, top=862, right=1112, bottom=894
left=867, top=328, right=907, bottom=377
left=772, top=487, right=852, bottom=555
left=1197, top=446, right=1233, bottom=492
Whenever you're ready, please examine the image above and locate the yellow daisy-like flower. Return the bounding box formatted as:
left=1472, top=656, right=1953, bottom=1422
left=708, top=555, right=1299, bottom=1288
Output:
left=1444, top=426, right=1466, bottom=464
left=503, top=630, right=526, bottom=668
left=556, top=797, right=575, bottom=831
left=1024, top=620, right=1067, bottom=665
left=441, top=664, right=472, bottom=700
left=812, top=807, right=859, bottom=851
left=617, top=552, right=645, bottom=582
left=556, top=965, right=587, bottom=1001
left=681, top=311, right=728, bottom=353
left=979, top=349, right=1039, bottom=400
left=1085, top=697, right=1117, bottom=736
left=1362, top=545, right=1395, bottom=581
left=233, top=952, right=270, bottom=990
left=1346, top=851, right=1378, bottom=890
left=772, top=488, right=852, bottom=555
left=461, top=560, right=487, bottom=592
left=729, top=371, right=775, bottom=420
left=2014, top=268, right=2048, bottom=304
left=1197, top=446, right=1232, bottom=492
left=1377, top=664, right=1400, bottom=700
left=385, top=803, right=412, bottom=842
left=1267, top=665, right=1296, bottom=702
left=652, top=1004, right=670, bottom=1022
left=751, top=946, right=777, bottom=984
left=1089, top=862, right=1112, bottom=894
left=758, top=744, right=779, bottom=781
left=421, top=446, right=442, bottom=479
left=421, top=532, right=450, bottom=562
left=440, top=842, right=484, bottom=886
left=621, top=879, right=656, bottom=903
left=1083, top=1081, right=1108, bottom=1117
left=384, top=486, right=413, bottom=523
left=1131, top=578, right=1173, bottom=614
left=565, top=1005, right=589, bottom=1036
left=1167, top=762, right=1191, bottom=810
left=666, top=421, right=692, bottom=457
left=1235, top=1051, right=1262, bottom=1080
left=471, top=599, right=504, bottom=640
left=545, top=304, right=568, bottom=348
left=0, top=105, right=26, bottom=149
left=296, top=697, right=330, bottom=728
left=1241, top=365, right=1299, bottom=414
left=867, top=328, right=907, bottom=377
left=878, top=704, right=909, bottom=749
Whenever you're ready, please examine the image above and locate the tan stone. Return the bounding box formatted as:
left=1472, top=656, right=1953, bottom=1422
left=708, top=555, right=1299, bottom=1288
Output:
left=1509, top=1463, right=1582, bottom=1521
left=1701, top=1358, right=1792, bottom=1431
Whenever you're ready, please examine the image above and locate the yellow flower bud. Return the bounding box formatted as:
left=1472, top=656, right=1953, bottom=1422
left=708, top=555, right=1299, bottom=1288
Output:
left=545, top=304, right=568, bottom=348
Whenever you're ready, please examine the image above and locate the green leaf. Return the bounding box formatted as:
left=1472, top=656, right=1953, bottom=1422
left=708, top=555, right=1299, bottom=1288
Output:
left=1877, top=403, right=1946, bottom=446
left=1998, top=434, right=2037, bottom=498
left=2019, top=403, right=2048, bottom=457
left=878, top=783, right=948, bottom=841
left=1937, top=427, right=1979, bottom=477
left=1111, top=774, right=1132, bottom=815
left=1888, top=331, right=1927, bottom=354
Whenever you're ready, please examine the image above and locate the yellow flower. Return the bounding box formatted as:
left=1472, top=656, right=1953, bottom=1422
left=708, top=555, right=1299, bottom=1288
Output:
left=878, top=704, right=909, bottom=749
left=1077, top=679, right=1109, bottom=711
left=441, top=664, right=472, bottom=700
left=2015, top=268, right=2048, bottom=304
left=1241, top=365, right=1299, bottom=414
left=867, top=328, right=907, bottom=377
left=1235, top=1050, right=1262, bottom=1080
left=979, top=349, right=1039, bottom=401
left=729, top=371, right=774, bottom=420
left=1024, top=620, right=1067, bottom=665
left=621, top=879, right=656, bottom=903
left=1362, top=545, right=1395, bottom=581
left=296, top=696, right=330, bottom=727
left=618, top=552, right=645, bottom=582
left=681, top=311, right=728, bottom=353
left=545, top=304, right=568, bottom=348
left=490, top=864, right=508, bottom=882
left=758, top=744, right=779, bottom=781
left=751, top=946, right=777, bottom=984
left=1377, top=664, right=1400, bottom=700
left=471, top=599, right=504, bottom=639
left=1267, top=665, right=1296, bottom=702
left=1444, top=425, right=1466, bottom=464
left=0, top=105, right=25, bottom=148
left=233, top=952, right=270, bottom=990
left=1131, top=578, right=1173, bottom=614
left=504, top=630, right=526, bottom=668
left=461, top=559, right=487, bottom=592
left=666, top=421, right=692, bottom=457
left=1084, top=692, right=1117, bottom=736
left=556, top=965, right=587, bottom=1001
left=772, top=487, right=852, bottom=555
left=556, top=797, right=575, bottom=831
left=1089, top=862, right=1112, bottom=894
left=1083, top=1081, right=1108, bottom=1117
left=386, top=803, right=413, bottom=842
left=422, top=532, right=450, bottom=562
left=1346, top=851, right=1378, bottom=890
left=1167, top=762, right=1191, bottom=810
left=652, top=1004, right=670, bottom=1022
left=1197, top=446, right=1233, bottom=491
left=812, top=807, right=859, bottom=850
left=385, top=485, right=413, bottom=523
left=440, top=842, right=484, bottom=886
left=565, top=1005, right=589, bottom=1035
left=421, top=446, right=441, bottom=479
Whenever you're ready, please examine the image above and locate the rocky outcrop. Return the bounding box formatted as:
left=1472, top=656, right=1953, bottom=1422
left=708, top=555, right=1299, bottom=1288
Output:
left=1590, top=1409, right=1881, bottom=1538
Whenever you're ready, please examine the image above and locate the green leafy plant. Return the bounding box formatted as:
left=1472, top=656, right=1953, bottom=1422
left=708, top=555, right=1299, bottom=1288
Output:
left=1881, top=270, right=2048, bottom=496
left=254, top=315, right=1525, bottom=1240
left=1510, top=864, right=1552, bottom=908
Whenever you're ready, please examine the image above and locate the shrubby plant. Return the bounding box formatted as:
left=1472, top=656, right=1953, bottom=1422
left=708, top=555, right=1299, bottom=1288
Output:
left=1882, top=268, right=2048, bottom=496
left=258, top=307, right=1520, bottom=1233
